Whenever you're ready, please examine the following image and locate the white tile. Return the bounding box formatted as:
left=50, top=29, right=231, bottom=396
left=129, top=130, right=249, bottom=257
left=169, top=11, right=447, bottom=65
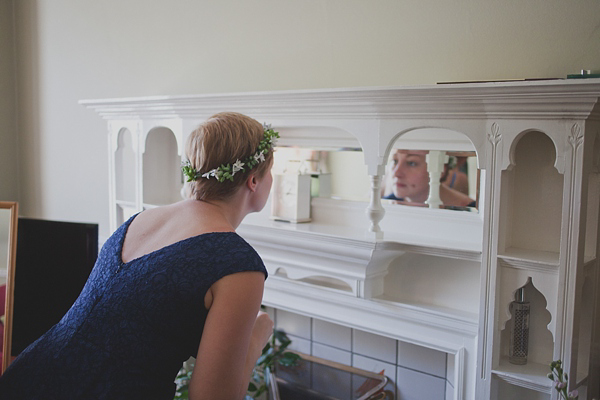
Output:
left=313, top=343, right=352, bottom=366
left=445, top=380, right=454, bottom=400
left=286, top=334, right=311, bottom=355
left=312, top=318, right=352, bottom=351
left=352, top=354, right=397, bottom=397
left=397, top=341, right=447, bottom=378
left=352, top=329, right=397, bottom=364
left=275, top=309, right=311, bottom=339
left=446, top=353, right=455, bottom=387
left=396, top=366, right=446, bottom=400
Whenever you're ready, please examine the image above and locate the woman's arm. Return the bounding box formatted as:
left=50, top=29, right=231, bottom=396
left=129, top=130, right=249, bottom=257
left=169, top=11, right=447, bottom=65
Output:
left=440, top=184, right=475, bottom=207
left=188, top=271, right=272, bottom=400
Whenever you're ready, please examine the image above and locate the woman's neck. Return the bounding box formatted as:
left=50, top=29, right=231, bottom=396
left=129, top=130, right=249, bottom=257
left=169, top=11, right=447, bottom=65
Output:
left=191, top=197, right=248, bottom=231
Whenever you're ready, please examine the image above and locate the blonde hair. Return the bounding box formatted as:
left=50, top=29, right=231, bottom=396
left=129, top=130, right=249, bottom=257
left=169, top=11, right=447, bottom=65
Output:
left=184, top=112, right=274, bottom=201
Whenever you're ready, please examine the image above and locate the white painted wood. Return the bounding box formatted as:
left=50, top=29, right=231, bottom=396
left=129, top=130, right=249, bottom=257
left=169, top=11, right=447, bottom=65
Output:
left=426, top=150, right=448, bottom=209
left=83, top=79, right=600, bottom=400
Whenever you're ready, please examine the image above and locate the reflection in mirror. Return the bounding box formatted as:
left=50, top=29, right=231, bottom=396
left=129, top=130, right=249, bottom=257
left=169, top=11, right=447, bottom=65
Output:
left=273, top=147, right=371, bottom=202
left=0, top=201, right=18, bottom=374
left=382, top=149, right=479, bottom=211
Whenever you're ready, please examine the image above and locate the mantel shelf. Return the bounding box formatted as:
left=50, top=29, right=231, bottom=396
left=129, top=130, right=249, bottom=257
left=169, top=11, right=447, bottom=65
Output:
left=374, top=293, right=479, bottom=323
left=264, top=276, right=478, bottom=345
left=239, top=217, right=482, bottom=262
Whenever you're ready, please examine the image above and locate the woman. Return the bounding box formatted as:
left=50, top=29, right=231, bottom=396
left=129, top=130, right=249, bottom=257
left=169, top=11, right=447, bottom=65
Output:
left=0, top=112, right=276, bottom=399
left=384, top=149, right=475, bottom=207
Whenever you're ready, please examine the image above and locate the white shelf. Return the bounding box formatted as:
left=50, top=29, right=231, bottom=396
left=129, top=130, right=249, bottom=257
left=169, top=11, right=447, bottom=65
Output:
left=492, top=357, right=552, bottom=394
left=584, top=256, right=597, bottom=270
left=498, top=248, right=560, bottom=272
left=375, top=293, right=479, bottom=323
left=115, top=199, right=136, bottom=208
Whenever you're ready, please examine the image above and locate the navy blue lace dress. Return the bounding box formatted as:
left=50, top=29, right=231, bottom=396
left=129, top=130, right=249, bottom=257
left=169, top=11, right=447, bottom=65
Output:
left=0, top=214, right=267, bottom=399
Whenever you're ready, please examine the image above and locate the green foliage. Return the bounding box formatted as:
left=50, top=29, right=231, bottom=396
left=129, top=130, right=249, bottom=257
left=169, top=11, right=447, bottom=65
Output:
left=246, top=329, right=301, bottom=400
left=172, top=329, right=300, bottom=400
left=181, top=161, right=200, bottom=182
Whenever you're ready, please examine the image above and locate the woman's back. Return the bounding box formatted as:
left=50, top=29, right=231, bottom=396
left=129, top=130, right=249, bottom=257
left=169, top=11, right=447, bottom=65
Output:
left=0, top=212, right=267, bottom=399
left=0, top=112, right=276, bottom=400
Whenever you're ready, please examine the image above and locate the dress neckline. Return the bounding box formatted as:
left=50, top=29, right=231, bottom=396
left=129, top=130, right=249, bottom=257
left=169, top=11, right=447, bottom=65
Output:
left=118, top=213, right=238, bottom=267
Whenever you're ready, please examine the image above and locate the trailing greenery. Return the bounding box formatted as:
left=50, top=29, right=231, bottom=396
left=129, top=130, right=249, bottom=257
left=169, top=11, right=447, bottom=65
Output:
left=173, top=363, right=193, bottom=400
left=246, top=329, right=301, bottom=399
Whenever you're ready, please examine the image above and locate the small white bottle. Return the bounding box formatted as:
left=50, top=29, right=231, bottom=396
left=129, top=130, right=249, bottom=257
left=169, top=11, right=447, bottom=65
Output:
left=509, top=287, right=530, bottom=365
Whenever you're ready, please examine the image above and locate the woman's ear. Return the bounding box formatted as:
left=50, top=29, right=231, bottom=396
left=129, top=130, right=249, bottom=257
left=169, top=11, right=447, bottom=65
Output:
left=246, top=174, right=258, bottom=192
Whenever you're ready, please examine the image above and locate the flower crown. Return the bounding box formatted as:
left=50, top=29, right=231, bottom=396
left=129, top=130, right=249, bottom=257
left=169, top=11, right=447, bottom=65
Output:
left=182, top=123, right=279, bottom=183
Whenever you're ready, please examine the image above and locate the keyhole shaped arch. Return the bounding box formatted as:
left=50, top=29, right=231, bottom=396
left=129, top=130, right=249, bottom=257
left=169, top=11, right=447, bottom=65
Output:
left=504, top=129, right=562, bottom=174
left=500, top=277, right=555, bottom=365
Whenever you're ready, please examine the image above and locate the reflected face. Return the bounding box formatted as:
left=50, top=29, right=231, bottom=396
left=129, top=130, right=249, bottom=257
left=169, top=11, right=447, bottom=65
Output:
left=390, top=150, right=430, bottom=203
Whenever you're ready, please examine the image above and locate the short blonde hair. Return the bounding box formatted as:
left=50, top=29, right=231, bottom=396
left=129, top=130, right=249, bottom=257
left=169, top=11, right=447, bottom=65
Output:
left=184, top=112, right=274, bottom=201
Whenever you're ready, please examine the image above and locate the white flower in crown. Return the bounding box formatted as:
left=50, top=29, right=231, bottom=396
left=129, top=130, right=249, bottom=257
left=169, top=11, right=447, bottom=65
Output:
left=263, top=123, right=272, bottom=131
left=253, top=152, right=266, bottom=163
left=232, top=160, right=245, bottom=174
left=201, top=168, right=218, bottom=179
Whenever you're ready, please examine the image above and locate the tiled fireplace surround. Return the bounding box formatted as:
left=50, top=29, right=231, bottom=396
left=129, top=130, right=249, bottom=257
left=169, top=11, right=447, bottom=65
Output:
left=267, top=307, right=453, bottom=400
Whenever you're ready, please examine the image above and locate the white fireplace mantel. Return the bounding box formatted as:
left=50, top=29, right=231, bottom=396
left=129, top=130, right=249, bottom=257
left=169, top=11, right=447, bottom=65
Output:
left=83, top=78, right=600, bottom=400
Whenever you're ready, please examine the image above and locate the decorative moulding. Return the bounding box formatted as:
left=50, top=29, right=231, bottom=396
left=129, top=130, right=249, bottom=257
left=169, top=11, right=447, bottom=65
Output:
left=236, top=222, right=397, bottom=298
left=81, top=79, right=600, bottom=178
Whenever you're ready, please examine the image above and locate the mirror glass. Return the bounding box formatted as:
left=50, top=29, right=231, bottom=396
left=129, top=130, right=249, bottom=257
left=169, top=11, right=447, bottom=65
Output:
left=382, top=149, right=479, bottom=211
left=273, top=142, right=480, bottom=211
left=0, top=201, right=18, bottom=374
left=273, top=147, right=371, bottom=202
left=381, top=128, right=480, bottom=211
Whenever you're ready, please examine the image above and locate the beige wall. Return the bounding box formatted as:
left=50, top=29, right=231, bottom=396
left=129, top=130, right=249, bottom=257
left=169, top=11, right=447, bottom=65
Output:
left=0, top=0, right=18, bottom=201
left=4, top=0, right=600, bottom=239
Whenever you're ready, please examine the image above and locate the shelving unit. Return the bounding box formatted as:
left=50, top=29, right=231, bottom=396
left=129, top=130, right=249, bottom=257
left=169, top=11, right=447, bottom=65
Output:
left=83, top=79, right=600, bottom=399
left=477, top=88, right=600, bottom=400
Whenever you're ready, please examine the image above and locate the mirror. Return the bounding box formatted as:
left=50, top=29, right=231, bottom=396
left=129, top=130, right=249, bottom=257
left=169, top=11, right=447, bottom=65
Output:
left=272, top=146, right=480, bottom=211
left=273, top=147, right=371, bottom=202
left=382, top=149, right=479, bottom=211
left=0, top=201, right=18, bottom=374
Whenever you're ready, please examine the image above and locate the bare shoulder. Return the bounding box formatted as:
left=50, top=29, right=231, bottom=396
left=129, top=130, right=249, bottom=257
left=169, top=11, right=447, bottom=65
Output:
left=121, top=200, right=232, bottom=263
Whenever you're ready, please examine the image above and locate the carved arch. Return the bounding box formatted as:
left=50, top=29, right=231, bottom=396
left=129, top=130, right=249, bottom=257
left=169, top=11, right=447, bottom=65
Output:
left=504, top=129, right=562, bottom=174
